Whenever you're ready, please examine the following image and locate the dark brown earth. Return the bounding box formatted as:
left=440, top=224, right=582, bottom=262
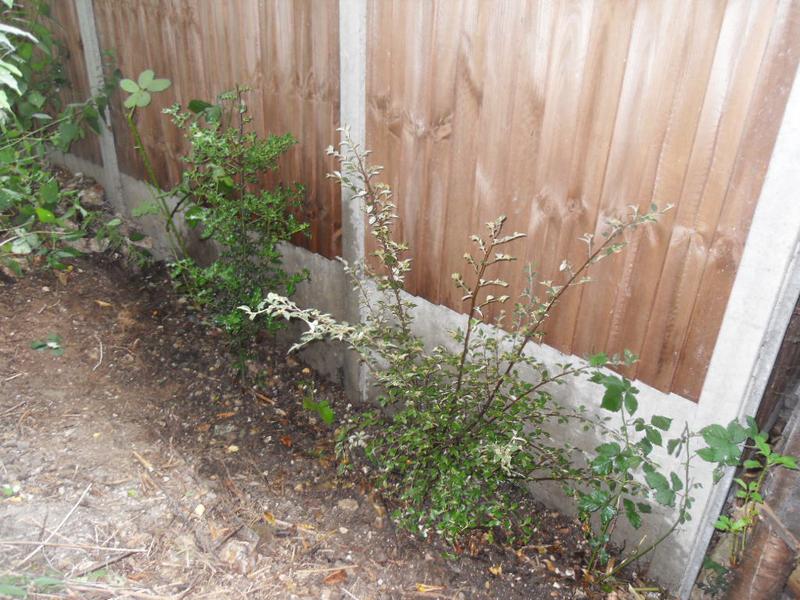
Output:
left=0, top=254, right=660, bottom=599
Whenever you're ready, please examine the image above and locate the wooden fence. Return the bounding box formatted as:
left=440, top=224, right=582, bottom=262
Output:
left=366, top=0, right=800, bottom=400
left=52, top=0, right=800, bottom=401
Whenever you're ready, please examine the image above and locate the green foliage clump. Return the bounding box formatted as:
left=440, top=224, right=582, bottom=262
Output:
left=243, top=130, right=712, bottom=581
left=1, top=1, right=141, bottom=277
left=699, top=418, right=797, bottom=566
left=165, top=87, right=308, bottom=355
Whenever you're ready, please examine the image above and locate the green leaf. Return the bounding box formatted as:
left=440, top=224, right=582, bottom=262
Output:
left=595, top=442, right=621, bottom=457
left=120, top=78, right=139, bottom=93
left=35, top=207, right=56, bottom=223
left=651, top=415, right=672, bottom=431
left=670, top=472, right=683, bottom=491
left=727, top=421, right=749, bottom=444
left=597, top=375, right=626, bottom=412
left=624, top=391, right=638, bottom=414
left=39, top=178, right=59, bottom=206
left=147, top=78, right=171, bottom=92
left=134, top=90, right=152, bottom=108
left=137, top=69, right=155, bottom=89
left=0, top=583, right=26, bottom=597
left=623, top=498, right=641, bottom=529
left=188, top=99, right=213, bottom=113
left=743, top=459, right=762, bottom=470
left=27, top=89, right=45, bottom=108
left=773, top=455, right=798, bottom=470
left=645, top=471, right=676, bottom=506
left=646, top=427, right=663, bottom=447
left=754, top=435, right=771, bottom=458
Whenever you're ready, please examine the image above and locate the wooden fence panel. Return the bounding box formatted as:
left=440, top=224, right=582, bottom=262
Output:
left=367, top=0, right=800, bottom=400
left=50, top=0, right=103, bottom=165
left=91, top=0, right=341, bottom=258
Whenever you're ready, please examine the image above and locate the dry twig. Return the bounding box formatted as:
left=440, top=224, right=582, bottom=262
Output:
left=14, top=483, right=92, bottom=568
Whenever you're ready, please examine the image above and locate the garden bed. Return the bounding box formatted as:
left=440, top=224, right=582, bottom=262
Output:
left=0, top=254, right=662, bottom=599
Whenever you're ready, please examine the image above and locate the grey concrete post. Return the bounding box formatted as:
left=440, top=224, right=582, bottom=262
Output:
left=339, top=0, right=368, bottom=403
left=678, top=63, right=800, bottom=598
left=73, top=0, right=125, bottom=215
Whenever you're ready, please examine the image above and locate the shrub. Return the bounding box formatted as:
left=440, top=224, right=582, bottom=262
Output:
left=0, top=1, right=139, bottom=277
left=242, top=130, right=726, bottom=581
left=162, top=87, right=309, bottom=361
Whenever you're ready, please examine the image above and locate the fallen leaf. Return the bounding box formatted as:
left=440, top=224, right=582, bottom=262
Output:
left=226, top=445, right=239, bottom=454
left=94, top=300, right=113, bottom=308
left=416, top=583, right=445, bottom=593
left=216, top=411, right=236, bottom=419
left=196, top=423, right=211, bottom=432
left=489, top=565, right=502, bottom=577
left=322, top=569, right=348, bottom=585
left=263, top=511, right=276, bottom=525
left=301, top=367, right=311, bottom=374
left=279, top=435, right=293, bottom=448
left=544, top=559, right=556, bottom=572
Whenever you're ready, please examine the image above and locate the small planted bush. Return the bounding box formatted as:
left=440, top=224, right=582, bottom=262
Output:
left=119, top=75, right=309, bottom=361
left=242, top=130, right=749, bottom=583
left=165, top=86, right=309, bottom=358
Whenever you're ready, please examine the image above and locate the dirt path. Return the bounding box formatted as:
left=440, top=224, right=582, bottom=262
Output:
left=0, top=258, right=590, bottom=599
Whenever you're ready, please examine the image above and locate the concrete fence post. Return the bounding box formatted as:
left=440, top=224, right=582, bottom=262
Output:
left=73, top=0, right=125, bottom=216
left=679, top=62, right=800, bottom=598
left=339, top=0, right=368, bottom=403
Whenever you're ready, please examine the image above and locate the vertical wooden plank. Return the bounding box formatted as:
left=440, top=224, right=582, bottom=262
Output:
left=672, top=0, right=800, bottom=398
left=433, top=1, right=496, bottom=310
left=412, top=0, right=465, bottom=302
left=638, top=0, right=780, bottom=391
left=570, top=1, right=695, bottom=358
left=537, top=0, right=637, bottom=351
left=609, top=0, right=728, bottom=379
left=85, top=0, right=340, bottom=258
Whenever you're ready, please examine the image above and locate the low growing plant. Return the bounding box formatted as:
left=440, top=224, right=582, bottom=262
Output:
left=698, top=417, right=798, bottom=566
left=118, top=69, right=186, bottom=258
left=163, top=85, right=308, bottom=361
left=1, top=1, right=140, bottom=277
left=242, top=131, right=765, bottom=586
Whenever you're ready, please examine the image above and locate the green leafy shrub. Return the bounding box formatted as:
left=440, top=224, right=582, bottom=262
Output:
left=698, top=418, right=798, bottom=566
left=163, top=86, right=308, bottom=359
left=1, top=1, right=139, bottom=277
left=242, top=130, right=732, bottom=582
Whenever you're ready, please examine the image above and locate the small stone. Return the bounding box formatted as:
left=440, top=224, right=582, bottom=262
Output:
left=337, top=498, right=359, bottom=512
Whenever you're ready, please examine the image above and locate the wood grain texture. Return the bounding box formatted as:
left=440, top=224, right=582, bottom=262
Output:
left=366, top=0, right=800, bottom=400
left=50, top=0, right=103, bottom=165
left=91, top=0, right=341, bottom=257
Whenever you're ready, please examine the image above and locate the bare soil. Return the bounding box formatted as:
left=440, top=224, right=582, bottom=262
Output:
left=0, top=256, right=631, bottom=599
